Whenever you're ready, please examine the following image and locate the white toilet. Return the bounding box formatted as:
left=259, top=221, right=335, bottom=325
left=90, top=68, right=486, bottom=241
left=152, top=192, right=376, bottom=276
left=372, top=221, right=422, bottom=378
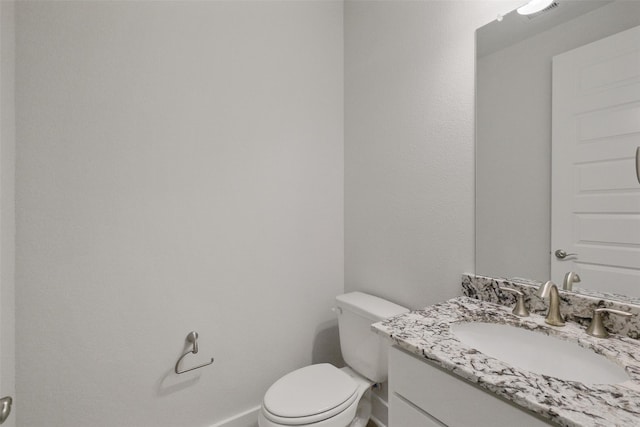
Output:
left=259, top=292, right=409, bottom=427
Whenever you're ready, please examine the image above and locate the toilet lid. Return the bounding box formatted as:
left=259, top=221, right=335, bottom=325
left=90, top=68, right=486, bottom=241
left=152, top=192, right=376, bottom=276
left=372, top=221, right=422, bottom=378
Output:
left=263, top=364, right=358, bottom=419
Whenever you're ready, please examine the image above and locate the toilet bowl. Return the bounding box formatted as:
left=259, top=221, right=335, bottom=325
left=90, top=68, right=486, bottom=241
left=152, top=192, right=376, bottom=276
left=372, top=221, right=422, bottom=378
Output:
left=258, top=292, right=409, bottom=427
left=258, top=365, right=372, bottom=427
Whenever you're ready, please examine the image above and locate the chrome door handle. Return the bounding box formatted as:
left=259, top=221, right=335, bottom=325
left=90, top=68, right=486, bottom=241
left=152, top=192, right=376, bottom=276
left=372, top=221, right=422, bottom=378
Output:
left=0, top=396, right=12, bottom=424
left=555, top=249, right=577, bottom=260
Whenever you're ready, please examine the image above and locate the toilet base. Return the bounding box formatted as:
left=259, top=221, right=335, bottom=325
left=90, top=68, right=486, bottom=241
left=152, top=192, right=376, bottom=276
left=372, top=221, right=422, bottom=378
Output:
left=349, top=389, right=372, bottom=427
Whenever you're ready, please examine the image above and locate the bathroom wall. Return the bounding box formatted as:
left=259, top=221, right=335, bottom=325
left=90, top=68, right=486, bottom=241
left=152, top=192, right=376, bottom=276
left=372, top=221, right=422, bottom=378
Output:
left=0, top=2, right=16, bottom=426
left=15, top=2, right=343, bottom=426
left=344, top=0, right=518, bottom=308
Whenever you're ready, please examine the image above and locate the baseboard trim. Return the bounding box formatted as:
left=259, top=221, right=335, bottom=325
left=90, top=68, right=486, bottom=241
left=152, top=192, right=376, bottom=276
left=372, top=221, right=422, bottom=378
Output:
left=210, top=405, right=260, bottom=427
left=208, top=402, right=386, bottom=427
left=370, top=415, right=386, bottom=427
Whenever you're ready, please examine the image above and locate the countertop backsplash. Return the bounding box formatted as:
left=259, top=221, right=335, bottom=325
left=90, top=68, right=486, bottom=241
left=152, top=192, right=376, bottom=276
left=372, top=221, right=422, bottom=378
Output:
left=462, top=274, right=640, bottom=339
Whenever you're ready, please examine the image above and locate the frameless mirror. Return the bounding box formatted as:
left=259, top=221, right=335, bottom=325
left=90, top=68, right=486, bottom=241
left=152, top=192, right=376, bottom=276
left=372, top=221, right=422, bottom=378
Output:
left=476, top=0, right=640, bottom=298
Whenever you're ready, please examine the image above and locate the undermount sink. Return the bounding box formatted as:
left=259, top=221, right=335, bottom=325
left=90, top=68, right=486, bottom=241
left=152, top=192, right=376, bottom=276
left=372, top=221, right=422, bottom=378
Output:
left=450, top=322, right=630, bottom=385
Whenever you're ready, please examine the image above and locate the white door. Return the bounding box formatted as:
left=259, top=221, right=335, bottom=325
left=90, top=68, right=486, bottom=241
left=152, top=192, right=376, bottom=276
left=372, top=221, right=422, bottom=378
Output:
left=552, top=25, right=640, bottom=297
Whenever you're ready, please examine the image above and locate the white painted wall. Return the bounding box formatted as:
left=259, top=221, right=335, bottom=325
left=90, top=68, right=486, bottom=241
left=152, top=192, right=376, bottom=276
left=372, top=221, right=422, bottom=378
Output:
left=344, top=0, right=516, bottom=308
left=15, top=2, right=343, bottom=426
left=0, top=1, right=16, bottom=426
left=16, top=0, right=611, bottom=425
left=476, top=1, right=640, bottom=282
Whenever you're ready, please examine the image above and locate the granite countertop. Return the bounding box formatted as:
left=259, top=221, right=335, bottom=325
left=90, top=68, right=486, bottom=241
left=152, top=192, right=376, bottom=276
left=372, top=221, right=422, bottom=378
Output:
left=372, top=296, right=640, bottom=427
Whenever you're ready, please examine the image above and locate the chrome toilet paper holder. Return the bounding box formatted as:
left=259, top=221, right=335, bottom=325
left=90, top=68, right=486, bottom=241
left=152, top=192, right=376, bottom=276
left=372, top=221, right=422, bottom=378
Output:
left=175, top=331, right=214, bottom=374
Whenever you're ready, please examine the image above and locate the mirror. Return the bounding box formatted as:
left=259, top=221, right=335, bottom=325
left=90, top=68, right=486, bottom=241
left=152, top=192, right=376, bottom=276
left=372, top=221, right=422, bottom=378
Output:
left=476, top=0, right=640, bottom=297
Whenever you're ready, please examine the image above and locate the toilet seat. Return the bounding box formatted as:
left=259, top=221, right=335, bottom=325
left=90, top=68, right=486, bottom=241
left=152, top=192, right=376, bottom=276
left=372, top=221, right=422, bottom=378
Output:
left=262, top=364, right=359, bottom=425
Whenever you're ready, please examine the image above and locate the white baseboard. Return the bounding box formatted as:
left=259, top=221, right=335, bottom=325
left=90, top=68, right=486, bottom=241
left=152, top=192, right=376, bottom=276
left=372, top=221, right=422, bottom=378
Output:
left=370, top=415, right=386, bottom=427
left=208, top=396, right=387, bottom=427
left=210, top=406, right=260, bottom=427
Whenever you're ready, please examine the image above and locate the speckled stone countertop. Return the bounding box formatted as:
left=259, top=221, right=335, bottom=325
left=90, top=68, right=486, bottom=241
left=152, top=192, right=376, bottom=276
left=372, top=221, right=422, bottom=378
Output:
left=372, top=297, right=640, bottom=427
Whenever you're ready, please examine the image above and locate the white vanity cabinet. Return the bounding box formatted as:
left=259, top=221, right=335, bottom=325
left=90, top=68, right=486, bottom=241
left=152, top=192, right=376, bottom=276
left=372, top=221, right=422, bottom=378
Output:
left=388, top=346, right=552, bottom=427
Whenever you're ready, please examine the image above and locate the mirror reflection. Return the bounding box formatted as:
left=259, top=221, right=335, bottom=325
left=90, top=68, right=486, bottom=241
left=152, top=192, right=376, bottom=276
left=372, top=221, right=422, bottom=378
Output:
left=476, top=0, right=640, bottom=297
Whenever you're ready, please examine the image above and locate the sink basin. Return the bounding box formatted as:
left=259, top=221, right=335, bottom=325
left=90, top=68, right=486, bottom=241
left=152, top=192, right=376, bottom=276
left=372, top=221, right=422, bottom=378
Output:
left=450, top=322, right=630, bottom=384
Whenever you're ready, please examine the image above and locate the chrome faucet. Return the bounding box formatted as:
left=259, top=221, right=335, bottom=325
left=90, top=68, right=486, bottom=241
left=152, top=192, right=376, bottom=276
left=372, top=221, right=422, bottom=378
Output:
left=586, top=307, right=633, bottom=338
left=563, top=271, right=581, bottom=291
left=536, top=281, right=565, bottom=326
left=500, top=287, right=530, bottom=317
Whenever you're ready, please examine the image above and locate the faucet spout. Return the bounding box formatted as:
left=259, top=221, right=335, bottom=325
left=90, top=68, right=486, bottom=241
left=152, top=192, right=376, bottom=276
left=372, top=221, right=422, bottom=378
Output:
left=536, top=281, right=565, bottom=326
left=563, top=271, right=581, bottom=291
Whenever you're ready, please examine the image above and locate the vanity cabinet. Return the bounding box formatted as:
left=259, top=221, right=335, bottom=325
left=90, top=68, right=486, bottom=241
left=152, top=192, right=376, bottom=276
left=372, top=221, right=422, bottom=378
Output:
left=388, top=346, right=552, bottom=427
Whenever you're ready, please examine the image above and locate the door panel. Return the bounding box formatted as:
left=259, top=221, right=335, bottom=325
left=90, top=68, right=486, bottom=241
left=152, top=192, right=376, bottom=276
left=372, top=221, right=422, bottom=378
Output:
left=552, top=25, right=640, bottom=297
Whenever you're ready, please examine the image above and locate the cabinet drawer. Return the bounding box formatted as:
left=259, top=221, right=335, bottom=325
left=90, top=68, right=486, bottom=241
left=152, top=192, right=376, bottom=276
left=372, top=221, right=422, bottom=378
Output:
left=389, top=346, right=551, bottom=427
left=389, top=393, right=445, bottom=427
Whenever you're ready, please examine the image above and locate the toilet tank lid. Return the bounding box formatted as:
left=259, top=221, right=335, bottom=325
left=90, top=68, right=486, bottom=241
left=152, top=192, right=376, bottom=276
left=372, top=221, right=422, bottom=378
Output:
left=336, top=292, right=409, bottom=321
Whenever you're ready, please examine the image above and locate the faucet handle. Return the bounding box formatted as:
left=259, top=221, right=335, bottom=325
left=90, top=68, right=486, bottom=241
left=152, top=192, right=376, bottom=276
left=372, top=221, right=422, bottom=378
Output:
left=586, top=308, right=634, bottom=338
left=500, top=287, right=530, bottom=317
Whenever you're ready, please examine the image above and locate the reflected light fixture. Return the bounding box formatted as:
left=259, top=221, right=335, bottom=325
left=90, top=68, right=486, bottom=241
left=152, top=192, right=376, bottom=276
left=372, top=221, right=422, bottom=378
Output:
left=517, top=0, right=555, bottom=15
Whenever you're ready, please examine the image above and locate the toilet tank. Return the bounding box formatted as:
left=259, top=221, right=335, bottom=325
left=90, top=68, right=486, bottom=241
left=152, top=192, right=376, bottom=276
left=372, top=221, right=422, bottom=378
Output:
left=335, top=292, right=409, bottom=383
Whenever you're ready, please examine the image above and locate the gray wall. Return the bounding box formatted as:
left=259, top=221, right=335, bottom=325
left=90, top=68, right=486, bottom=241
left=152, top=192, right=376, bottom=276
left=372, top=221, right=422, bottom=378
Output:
left=476, top=0, right=640, bottom=281
left=10, top=0, right=597, bottom=425
left=344, top=0, right=513, bottom=308
left=0, top=2, right=16, bottom=427
left=15, top=2, right=343, bottom=426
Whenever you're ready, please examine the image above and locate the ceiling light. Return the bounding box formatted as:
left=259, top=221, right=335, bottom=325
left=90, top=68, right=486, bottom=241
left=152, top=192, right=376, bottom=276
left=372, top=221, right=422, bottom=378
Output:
left=517, top=0, right=555, bottom=15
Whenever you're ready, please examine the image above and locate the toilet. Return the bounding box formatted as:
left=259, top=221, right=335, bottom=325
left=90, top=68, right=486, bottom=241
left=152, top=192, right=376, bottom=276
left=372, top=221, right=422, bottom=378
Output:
left=259, top=292, right=409, bottom=427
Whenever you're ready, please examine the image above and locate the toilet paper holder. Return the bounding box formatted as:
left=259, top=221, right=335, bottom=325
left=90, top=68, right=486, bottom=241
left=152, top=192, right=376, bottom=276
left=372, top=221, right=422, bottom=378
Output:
left=175, top=331, right=215, bottom=374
